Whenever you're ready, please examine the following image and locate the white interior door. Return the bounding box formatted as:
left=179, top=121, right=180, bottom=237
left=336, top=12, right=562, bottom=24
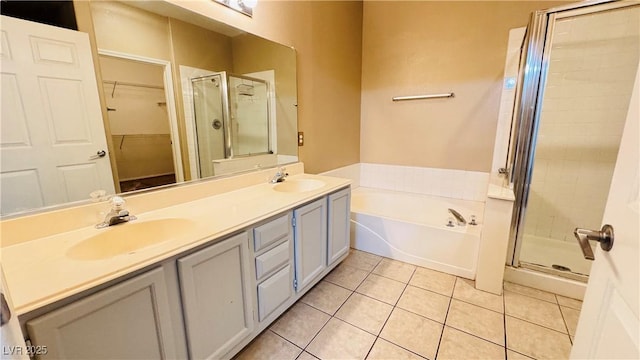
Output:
left=570, top=67, right=640, bottom=358
left=1, top=15, right=115, bottom=215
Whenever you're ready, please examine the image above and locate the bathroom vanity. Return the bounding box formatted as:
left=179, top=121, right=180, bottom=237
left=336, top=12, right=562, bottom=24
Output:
left=2, top=173, right=351, bottom=359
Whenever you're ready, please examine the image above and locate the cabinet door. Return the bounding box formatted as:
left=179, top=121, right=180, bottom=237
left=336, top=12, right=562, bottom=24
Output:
left=293, top=198, right=327, bottom=292
left=178, top=232, right=254, bottom=360
left=328, top=187, right=351, bottom=266
left=26, top=268, right=177, bottom=359
left=257, top=264, right=293, bottom=321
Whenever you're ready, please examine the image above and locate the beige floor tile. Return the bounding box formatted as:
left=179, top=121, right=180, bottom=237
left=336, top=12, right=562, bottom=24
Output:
left=437, top=326, right=505, bottom=360
left=379, top=308, right=442, bottom=359
left=335, top=292, right=393, bottom=335
left=408, top=267, right=456, bottom=297
left=504, top=291, right=566, bottom=333
left=446, top=299, right=505, bottom=345
left=342, top=249, right=383, bottom=272
left=396, top=285, right=450, bottom=323
left=506, top=350, right=534, bottom=359
left=506, top=316, right=572, bottom=360
left=270, top=302, right=330, bottom=348
left=453, top=278, right=504, bottom=313
left=235, top=330, right=302, bottom=360
left=560, top=306, right=580, bottom=336
left=297, top=351, right=318, bottom=360
left=367, top=338, right=425, bottom=360
left=556, top=295, right=583, bottom=310
left=301, top=280, right=352, bottom=315
left=356, top=273, right=406, bottom=305
left=325, top=263, right=369, bottom=290
left=372, top=258, right=416, bottom=283
left=504, top=282, right=557, bottom=303
left=307, top=318, right=376, bottom=360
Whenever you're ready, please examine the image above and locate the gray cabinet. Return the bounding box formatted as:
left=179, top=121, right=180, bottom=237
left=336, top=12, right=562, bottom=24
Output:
left=293, top=198, right=327, bottom=292
left=327, top=188, right=351, bottom=266
left=26, top=267, right=178, bottom=359
left=177, top=232, right=254, bottom=360
left=252, top=213, right=294, bottom=322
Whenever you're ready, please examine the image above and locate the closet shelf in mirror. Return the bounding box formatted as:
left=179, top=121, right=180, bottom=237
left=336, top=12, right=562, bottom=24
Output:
left=103, top=80, right=165, bottom=98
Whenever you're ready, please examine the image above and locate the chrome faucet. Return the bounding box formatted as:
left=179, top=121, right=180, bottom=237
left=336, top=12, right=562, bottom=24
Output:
left=96, top=196, right=137, bottom=229
left=270, top=167, right=288, bottom=183
left=448, top=208, right=467, bottom=226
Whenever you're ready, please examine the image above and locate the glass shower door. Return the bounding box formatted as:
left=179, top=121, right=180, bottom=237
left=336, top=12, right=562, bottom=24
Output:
left=191, top=74, right=227, bottom=178
left=517, top=4, right=640, bottom=279
left=228, top=75, right=270, bottom=156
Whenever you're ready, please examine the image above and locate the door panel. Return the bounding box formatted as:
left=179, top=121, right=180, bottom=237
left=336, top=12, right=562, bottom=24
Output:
left=178, top=232, right=254, bottom=359
left=571, top=34, right=639, bottom=358
left=293, top=198, right=327, bottom=292
left=0, top=15, right=115, bottom=215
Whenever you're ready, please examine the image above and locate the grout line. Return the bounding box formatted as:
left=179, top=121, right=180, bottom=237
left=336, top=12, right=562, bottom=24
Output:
left=365, top=267, right=415, bottom=360
left=268, top=329, right=304, bottom=353
left=503, top=285, right=559, bottom=305
left=452, top=296, right=505, bottom=315
left=434, top=277, right=456, bottom=359
left=503, top=285, right=508, bottom=360
left=556, top=296, right=574, bottom=343
left=505, top=314, right=571, bottom=336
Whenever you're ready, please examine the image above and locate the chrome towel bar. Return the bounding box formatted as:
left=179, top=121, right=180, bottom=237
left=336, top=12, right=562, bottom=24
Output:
left=392, top=93, right=455, bottom=101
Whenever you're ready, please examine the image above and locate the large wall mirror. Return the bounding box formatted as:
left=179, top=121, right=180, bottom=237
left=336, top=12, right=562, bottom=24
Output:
left=0, top=0, right=298, bottom=217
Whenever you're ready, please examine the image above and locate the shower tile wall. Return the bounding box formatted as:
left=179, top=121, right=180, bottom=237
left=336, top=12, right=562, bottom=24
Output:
left=524, top=7, right=640, bottom=242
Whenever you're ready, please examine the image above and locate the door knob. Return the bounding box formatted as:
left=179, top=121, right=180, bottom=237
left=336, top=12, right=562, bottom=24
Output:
left=574, top=224, right=614, bottom=260
left=89, top=150, right=107, bottom=160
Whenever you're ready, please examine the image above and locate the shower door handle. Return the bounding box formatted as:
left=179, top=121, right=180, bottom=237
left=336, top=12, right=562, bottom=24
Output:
left=573, top=224, right=614, bottom=260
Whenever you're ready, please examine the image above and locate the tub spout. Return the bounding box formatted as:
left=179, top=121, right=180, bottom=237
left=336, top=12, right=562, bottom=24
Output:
left=448, top=208, right=466, bottom=226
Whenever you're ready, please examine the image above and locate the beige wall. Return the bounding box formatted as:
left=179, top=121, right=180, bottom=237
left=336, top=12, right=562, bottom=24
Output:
left=164, top=0, right=363, bottom=174
left=361, top=1, right=570, bottom=172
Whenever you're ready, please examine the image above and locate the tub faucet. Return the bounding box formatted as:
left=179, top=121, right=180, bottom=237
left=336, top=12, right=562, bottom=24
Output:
left=448, top=208, right=467, bottom=226
left=96, top=196, right=137, bottom=229
left=270, top=167, right=288, bottom=183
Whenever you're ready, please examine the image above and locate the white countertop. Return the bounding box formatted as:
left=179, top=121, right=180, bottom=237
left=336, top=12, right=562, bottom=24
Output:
left=2, top=174, right=350, bottom=315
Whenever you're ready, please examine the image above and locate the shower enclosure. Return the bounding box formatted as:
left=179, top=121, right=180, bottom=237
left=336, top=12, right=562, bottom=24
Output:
left=191, top=72, right=270, bottom=178
left=507, top=1, right=639, bottom=281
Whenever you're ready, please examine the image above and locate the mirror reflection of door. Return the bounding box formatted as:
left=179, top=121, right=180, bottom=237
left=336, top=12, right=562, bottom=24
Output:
left=99, top=55, right=177, bottom=192
left=0, top=15, right=116, bottom=215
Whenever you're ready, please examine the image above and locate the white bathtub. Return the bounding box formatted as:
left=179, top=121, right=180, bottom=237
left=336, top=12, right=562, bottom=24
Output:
left=350, top=187, right=485, bottom=279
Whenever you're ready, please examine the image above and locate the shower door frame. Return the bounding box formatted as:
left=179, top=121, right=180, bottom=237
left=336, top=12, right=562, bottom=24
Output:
left=507, top=0, right=637, bottom=269
left=190, top=72, right=231, bottom=177
left=226, top=73, right=272, bottom=159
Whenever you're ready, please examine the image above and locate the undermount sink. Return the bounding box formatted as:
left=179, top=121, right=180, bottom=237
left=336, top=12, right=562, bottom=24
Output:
left=67, top=218, right=195, bottom=260
left=272, top=179, right=325, bottom=193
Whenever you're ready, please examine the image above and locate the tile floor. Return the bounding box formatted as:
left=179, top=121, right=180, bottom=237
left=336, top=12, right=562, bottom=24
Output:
left=235, top=249, right=581, bottom=360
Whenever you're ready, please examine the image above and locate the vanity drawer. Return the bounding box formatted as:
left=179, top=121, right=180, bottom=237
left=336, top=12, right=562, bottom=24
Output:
left=255, top=240, right=290, bottom=281
left=257, top=265, right=292, bottom=322
left=253, top=214, right=289, bottom=252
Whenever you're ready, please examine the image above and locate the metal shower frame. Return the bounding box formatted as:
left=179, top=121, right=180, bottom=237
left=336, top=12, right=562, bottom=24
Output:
left=506, top=0, right=637, bottom=267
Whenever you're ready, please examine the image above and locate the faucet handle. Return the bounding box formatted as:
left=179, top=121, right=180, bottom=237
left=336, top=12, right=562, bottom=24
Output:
left=110, top=196, right=125, bottom=210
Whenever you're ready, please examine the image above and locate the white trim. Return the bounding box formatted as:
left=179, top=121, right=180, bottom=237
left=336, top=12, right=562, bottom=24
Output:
left=97, top=49, right=184, bottom=183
